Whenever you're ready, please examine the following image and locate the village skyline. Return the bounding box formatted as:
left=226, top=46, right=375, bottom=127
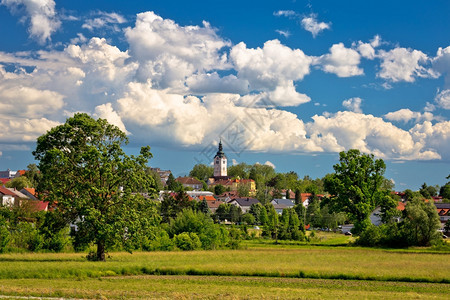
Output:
left=0, top=0, right=449, bottom=190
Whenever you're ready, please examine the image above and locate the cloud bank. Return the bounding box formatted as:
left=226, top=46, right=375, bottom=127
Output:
left=0, top=10, right=449, bottom=162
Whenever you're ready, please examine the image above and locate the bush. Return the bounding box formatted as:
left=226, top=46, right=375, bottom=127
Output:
left=11, top=222, right=43, bottom=252
left=141, top=228, right=174, bottom=251
left=174, top=232, right=201, bottom=251
left=0, top=219, right=10, bottom=253
left=43, top=228, right=70, bottom=252
left=170, top=209, right=232, bottom=250
left=356, top=225, right=382, bottom=247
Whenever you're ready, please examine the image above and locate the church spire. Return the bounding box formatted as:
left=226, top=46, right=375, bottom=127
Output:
left=215, top=139, right=225, bottom=158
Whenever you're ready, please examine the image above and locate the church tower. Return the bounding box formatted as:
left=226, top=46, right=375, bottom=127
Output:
left=213, top=140, right=227, bottom=178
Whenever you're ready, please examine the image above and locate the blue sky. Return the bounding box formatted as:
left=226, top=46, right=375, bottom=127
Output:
left=0, top=0, right=449, bottom=190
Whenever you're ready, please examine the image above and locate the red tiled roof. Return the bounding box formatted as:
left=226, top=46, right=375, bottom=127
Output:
left=0, top=178, right=10, bottom=185
left=0, top=186, right=16, bottom=196
left=28, top=200, right=49, bottom=212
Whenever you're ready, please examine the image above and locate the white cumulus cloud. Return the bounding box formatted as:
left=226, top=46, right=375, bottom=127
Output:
left=82, top=11, right=126, bottom=32
left=384, top=109, right=434, bottom=123
left=301, top=13, right=331, bottom=38
left=314, top=43, right=363, bottom=77
left=342, top=97, right=363, bottom=113
left=434, top=89, right=450, bottom=110
left=125, top=11, right=230, bottom=90
left=377, top=47, right=438, bottom=82
left=1, top=0, right=61, bottom=43
left=230, top=40, right=312, bottom=106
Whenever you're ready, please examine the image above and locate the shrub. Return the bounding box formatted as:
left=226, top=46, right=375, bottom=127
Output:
left=356, top=225, right=382, bottom=247
left=142, top=228, right=174, bottom=251
left=11, top=222, right=43, bottom=252
left=169, top=209, right=232, bottom=250
left=174, top=232, right=201, bottom=251
left=0, top=218, right=10, bottom=253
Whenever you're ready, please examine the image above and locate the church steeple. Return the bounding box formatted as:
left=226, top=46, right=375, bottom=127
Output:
left=216, top=139, right=226, bottom=158
left=213, top=139, right=227, bottom=178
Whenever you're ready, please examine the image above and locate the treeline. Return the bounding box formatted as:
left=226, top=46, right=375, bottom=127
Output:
left=0, top=197, right=244, bottom=254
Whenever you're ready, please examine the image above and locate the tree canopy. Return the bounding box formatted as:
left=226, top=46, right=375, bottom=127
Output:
left=324, top=149, right=391, bottom=234
left=33, top=113, right=158, bottom=261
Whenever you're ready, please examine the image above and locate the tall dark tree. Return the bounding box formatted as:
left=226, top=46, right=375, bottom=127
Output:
left=33, top=113, right=158, bottom=261
left=214, top=184, right=226, bottom=196
left=166, top=173, right=182, bottom=191
left=324, top=149, right=389, bottom=234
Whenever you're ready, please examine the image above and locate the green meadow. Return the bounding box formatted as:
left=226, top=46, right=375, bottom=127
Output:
left=0, top=238, right=449, bottom=299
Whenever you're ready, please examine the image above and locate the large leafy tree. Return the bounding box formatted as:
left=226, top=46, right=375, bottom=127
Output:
left=324, top=149, right=391, bottom=234
left=33, top=113, right=158, bottom=261
left=189, top=164, right=214, bottom=182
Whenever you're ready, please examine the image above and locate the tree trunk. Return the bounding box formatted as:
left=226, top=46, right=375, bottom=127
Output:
left=97, top=240, right=106, bottom=261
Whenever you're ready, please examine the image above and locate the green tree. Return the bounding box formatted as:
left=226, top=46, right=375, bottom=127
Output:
left=294, top=189, right=301, bottom=205
left=0, top=216, right=10, bottom=253
left=214, top=184, right=226, bottom=195
left=146, top=168, right=164, bottom=191
left=263, top=204, right=279, bottom=240
left=199, top=199, right=210, bottom=215
left=439, top=182, right=450, bottom=199
left=189, top=164, right=214, bottom=182
left=25, top=163, right=42, bottom=187
left=444, top=220, right=450, bottom=234
left=306, top=192, right=321, bottom=227
left=215, top=203, right=230, bottom=222
left=237, top=182, right=250, bottom=197
left=403, top=198, right=441, bottom=246
left=160, top=191, right=192, bottom=222
left=33, top=113, right=158, bottom=261
left=420, top=183, right=438, bottom=199
left=324, top=149, right=388, bottom=235
left=166, top=173, right=182, bottom=192
left=228, top=163, right=250, bottom=179
left=5, top=176, right=33, bottom=190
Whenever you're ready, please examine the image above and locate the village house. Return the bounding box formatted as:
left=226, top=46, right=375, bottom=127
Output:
left=435, top=203, right=450, bottom=229
left=0, top=186, right=16, bottom=207
left=271, top=198, right=295, bottom=214
left=227, top=197, right=260, bottom=213
left=197, top=195, right=222, bottom=213
left=151, top=167, right=172, bottom=186
left=175, top=176, right=203, bottom=191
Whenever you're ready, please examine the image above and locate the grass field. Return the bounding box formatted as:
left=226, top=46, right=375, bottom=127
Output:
left=0, top=237, right=449, bottom=299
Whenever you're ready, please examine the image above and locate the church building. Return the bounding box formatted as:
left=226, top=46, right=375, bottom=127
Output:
left=213, top=140, right=228, bottom=179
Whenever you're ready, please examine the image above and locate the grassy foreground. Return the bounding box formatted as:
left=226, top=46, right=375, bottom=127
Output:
left=0, top=242, right=449, bottom=299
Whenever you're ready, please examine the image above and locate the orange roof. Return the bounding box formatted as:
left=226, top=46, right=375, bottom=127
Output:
left=300, top=193, right=325, bottom=203
left=397, top=201, right=406, bottom=211
left=198, top=195, right=216, bottom=201
left=23, top=187, right=36, bottom=196
left=17, top=170, right=26, bottom=176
